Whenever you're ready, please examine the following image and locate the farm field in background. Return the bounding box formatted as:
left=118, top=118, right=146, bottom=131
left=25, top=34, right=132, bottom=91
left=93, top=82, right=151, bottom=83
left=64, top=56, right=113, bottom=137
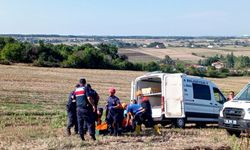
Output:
left=119, top=47, right=250, bottom=63
left=118, top=49, right=160, bottom=63
left=0, top=64, right=249, bottom=149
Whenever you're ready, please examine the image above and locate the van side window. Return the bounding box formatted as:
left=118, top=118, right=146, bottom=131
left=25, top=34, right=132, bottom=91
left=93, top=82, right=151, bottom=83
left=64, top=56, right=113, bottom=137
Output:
left=192, top=83, right=211, bottom=100
left=213, top=88, right=226, bottom=104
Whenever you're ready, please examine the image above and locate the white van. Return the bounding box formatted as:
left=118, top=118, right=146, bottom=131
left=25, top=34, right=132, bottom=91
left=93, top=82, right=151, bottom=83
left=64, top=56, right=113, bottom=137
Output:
left=131, top=72, right=226, bottom=128
left=219, top=82, right=250, bottom=137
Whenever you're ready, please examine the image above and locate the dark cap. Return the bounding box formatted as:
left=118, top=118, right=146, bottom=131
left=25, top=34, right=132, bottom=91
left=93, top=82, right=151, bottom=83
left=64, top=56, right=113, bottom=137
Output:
left=79, top=78, right=86, bottom=85
left=87, top=84, right=91, bottom=88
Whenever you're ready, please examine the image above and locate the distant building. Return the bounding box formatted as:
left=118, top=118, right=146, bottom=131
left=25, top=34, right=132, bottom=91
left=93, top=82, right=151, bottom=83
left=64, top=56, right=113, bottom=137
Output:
left=207, top=45, right=214, bottom=49
left=155, top=44, right=165, bottom=49
left=211, top=61, right=224, bottom=69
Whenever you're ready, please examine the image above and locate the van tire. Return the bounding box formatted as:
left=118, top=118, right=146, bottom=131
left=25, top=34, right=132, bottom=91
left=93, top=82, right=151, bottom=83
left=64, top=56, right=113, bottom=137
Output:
left=226, top=129, right=241, bottom=137
left=173, top=118, right=185, bottom=128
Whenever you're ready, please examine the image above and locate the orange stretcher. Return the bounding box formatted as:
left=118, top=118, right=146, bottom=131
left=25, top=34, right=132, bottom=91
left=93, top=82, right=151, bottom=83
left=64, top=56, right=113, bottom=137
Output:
left=96, top=122, right=108, bottom=130
left=96, top=119, right=132, bottom=131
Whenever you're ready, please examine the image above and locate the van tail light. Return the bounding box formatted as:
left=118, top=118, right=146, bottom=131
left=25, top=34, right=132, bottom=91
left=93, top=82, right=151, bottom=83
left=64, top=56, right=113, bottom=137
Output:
left=161, top=96, right=165, bottom=112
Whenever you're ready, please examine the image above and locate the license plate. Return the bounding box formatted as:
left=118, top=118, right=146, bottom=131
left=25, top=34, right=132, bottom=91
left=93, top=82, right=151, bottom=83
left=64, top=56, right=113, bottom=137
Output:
left=224, top=119, right=237, bottom=125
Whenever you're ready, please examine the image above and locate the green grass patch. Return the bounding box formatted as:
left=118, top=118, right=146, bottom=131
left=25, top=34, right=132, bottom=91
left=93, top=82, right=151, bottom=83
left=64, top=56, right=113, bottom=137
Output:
left=50, top=111, right=67, bottom=128
left=0, top=102, right=44, bottom=112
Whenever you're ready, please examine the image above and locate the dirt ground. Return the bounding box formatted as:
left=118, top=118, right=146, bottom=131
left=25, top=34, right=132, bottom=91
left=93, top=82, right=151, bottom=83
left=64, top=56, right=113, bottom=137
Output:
left=0, top=64, right=249, bottom=150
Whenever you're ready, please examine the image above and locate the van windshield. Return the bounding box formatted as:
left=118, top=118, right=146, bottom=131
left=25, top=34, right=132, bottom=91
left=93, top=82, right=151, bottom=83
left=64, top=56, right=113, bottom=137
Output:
left=234, top=84, right=250, bottom=101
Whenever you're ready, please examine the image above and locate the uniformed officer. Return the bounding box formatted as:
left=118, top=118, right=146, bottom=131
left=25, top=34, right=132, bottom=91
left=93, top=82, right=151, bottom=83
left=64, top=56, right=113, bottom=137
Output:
left=66, top=84, right=80, bottom=136
left=106, top=87, right=123, bottom=136
left=87, top=84, right=100, bottom=109
left=75, top=78, right=96, bottom=141
left=83, top=84, right=100, bottom=134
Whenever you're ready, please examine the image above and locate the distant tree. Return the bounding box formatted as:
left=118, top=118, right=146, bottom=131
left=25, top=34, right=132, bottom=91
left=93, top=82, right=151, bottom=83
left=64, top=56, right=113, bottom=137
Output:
left=176, top=63, right=185, bottom=73
left=226, top=52, right=235, bottom=68
left=235, top=56, right=250, bottom=69
left=160, top=64, right=175, bottom=73
left=97, top=43, right=119, bottom=59
left=160, top=55, right=175, bottom=65
left=1, top=42, right=24, bottom=62
left=143, top=62, right=160, bottom=72
left=147, top=42, right=166, bottom=48
left=199, top=55, right=220, bottom=66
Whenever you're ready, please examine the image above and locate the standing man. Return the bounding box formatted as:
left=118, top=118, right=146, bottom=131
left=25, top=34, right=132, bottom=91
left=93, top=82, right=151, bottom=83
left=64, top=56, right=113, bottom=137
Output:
left=87, top=84, right=99, bottom=113
left=66, top=84, right=80, bottom=136
left=75, top=78, right=96, bottom=141
left=106, top=87, right=122, bottom=136
left=83, top=84, right=100, bottom=133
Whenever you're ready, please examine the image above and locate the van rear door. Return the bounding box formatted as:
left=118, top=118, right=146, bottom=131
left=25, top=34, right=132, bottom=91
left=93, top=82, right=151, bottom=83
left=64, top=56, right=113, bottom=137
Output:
left=131, top=81, right=136, bottom=100
left=164, top=74, right=184, bottom=118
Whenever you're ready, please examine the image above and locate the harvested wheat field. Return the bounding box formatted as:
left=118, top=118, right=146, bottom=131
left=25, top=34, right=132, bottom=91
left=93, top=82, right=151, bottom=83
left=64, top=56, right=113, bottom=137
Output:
left=0, top=64, right=249, bottom=150
left=119, top=47, right=250, bottom=63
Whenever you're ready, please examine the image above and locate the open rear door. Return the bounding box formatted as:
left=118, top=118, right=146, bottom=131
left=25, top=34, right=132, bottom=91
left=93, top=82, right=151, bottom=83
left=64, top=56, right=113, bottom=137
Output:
left=164, top=75, right=184, bottom=118
left=131, top=81, right=136, bottom=100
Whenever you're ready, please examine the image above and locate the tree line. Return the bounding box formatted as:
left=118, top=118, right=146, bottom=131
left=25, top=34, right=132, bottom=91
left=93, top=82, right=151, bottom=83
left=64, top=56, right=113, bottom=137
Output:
left=1, top=37, right=250, bottom=78
left=0, top=37, right=166, bottom=71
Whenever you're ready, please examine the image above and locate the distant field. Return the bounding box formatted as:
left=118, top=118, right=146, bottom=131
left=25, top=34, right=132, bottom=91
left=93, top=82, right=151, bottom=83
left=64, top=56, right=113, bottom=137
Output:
left=119, top=47, right=250, bottom=63
left=118, top=49, right=160, bottom=63
left=0, top=64, right=249, bottom=149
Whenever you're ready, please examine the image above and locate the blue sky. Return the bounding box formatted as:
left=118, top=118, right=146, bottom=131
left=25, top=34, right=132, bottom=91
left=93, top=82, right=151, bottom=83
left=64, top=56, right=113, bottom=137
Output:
left=0, top=0, right=249, bottom=36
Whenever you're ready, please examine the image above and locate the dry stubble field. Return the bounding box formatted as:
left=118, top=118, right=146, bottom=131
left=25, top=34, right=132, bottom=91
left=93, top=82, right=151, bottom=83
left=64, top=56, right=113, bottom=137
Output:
left=119, top=47, right=250, bottom=63
left=0, top=64, right=250, bottom=150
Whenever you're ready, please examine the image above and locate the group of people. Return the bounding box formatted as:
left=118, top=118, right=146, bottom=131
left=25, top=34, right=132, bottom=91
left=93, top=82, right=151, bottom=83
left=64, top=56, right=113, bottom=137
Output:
left=66, top=78, right=161, bottom=141
left=66, top=78, right=99, bottom=141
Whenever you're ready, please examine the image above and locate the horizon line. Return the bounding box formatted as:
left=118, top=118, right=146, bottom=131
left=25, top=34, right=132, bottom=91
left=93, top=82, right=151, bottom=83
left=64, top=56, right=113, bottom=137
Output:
left=0, top=33, right=248, bottom=38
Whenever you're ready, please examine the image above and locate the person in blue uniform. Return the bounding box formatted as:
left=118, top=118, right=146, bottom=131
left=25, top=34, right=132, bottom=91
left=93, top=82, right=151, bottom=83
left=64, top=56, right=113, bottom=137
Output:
left=127, top=96, right=161, bottom=134
left=87, top=84, right=100, bottom=119
left=75, top=78, right=96, bottom=141
left=135, top=90, right=161, bottom=135
left=66, top=84, right=80, bottom=136
left=126, top=102, right=145, bottom=134
left=106, top=87, right=123, bottom=136
left=83, top=84, right=100, bottom=134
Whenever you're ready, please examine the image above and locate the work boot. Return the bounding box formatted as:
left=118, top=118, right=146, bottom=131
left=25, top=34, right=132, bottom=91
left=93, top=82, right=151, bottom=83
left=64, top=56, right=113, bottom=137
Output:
left=80, top=134, right=85, bottom=141
left=154, top=125, right=161, bottom=135
left=74, top=130, right=78, bottom=135
left=91, top=135, right=96, bottom=141
left=83, top=129, right=87, bottom=135
left=66, top=128, right=71, bottom=136
left=135, top=125, right=141, bottom=135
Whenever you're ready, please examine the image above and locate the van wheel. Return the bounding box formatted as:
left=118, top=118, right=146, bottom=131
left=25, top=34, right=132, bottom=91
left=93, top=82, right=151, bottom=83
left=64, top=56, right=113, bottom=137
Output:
left=226, top=129, right=241, bottom=137
left=173, top=118, right=185, bottom=128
